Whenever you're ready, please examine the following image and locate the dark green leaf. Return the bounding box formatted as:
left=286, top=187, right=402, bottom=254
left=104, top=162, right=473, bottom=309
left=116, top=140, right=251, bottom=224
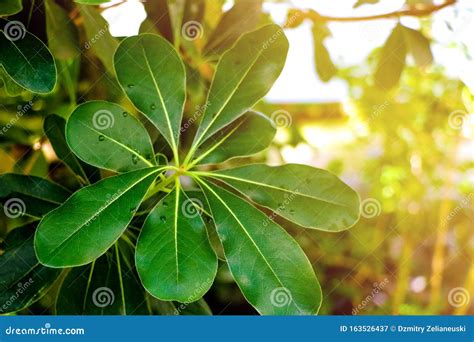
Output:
left=374, top=24, right=407, bottom=89
left=79, top=5, right=118, bottom=75
left=402, top=26, right=433, bottom=67
left=56, top=245, right=149, bottom=315
left=199, top=180, right=322, bottom=315
left=66, top=101, right=156, bottom=173
left=204, top=0, right=262, bottom=56
left=0, top=174, right=71, bottom=218
left=45, top=0, right=79, bottom=60
left=193, top=24, right=288, bottom=149
left=0, top=1, right=22, bottom=16
left=0, top=68, right=24, bottom=96
left=174, top=298, right=212, bottom=315
left=195, top=111, right=276, bottom=165
left=0, top=224, right=61, bottom=314
left=0, top=26, right=57, bottom=93
left=136, top=186, right=217, bottom=302
left=44, top=114, right=100, bottom=184
left=207, top=164, right=360, bottom=231
left=35, top=167, right=162, bottom=267
left=114, top=34, right=186, bottom=155
left=185, top=190, right=225, bottom=261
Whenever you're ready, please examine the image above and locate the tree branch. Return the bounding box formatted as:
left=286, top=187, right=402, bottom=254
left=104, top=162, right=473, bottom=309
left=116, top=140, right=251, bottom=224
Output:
left=292, top=0, right=456, bottom=24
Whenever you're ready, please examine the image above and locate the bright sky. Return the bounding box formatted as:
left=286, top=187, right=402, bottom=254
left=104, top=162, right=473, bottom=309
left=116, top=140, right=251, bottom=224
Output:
left=102, top=0, right=474, bottom=103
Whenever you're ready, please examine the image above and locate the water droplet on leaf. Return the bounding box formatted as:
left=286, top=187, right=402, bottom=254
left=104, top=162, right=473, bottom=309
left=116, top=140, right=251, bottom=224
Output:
left=98, top=135, right=105, bottom=141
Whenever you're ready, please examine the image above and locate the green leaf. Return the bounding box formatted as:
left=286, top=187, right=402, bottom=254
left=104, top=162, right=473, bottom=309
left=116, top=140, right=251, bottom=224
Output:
left=56, top=245, right=149, bottom=315
left=0, top=174, right=71, bottom=218
left=194, top=111, right=276, bottom=165
left=35, top=167, right=162, bottom=267
left=174, top=298, right=212, bottom=315
left=114, top=34, right=185, bottom=156
left=0, top=1, right=22, bottom=16
left=206, top=164, right=360, bottom=231
left=0, top=224, right=61, bottom=314
left=198, top=180, right=322, bottom=315
left=79, top=5, right=118, bottom=75
left=141, top=0, right=173, bottom=41
left=374, top=24, right=407, bottom=89
left=204, top=0, right=263, bottom=56
left=66, top=101, right=156, bottom=173
left=185, top=190, right=225, bottom=260
left=402, top=26, right=433, bottom=67
left=136, top=185, right=217, bottom=302
left=0, top=68, right=24, bottom=96
left=45, top=0, right=80, bottom=60
left=193, top=24, right=288, bottom=149
left=0, top=26, right=57, bottom=94
left=44, top=114, right=100, bottom=184
left=312, top=24, right=337, bottom=82
left=75, top=0, right=111, bottom=4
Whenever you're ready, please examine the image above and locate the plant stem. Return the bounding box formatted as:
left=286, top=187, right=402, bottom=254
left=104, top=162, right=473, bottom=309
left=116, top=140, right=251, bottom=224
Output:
left=296, top=0, right=456, bottom=24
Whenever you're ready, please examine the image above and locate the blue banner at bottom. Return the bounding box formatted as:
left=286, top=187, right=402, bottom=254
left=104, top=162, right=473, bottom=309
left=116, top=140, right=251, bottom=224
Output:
left=1, top=316, right=473, bottom=342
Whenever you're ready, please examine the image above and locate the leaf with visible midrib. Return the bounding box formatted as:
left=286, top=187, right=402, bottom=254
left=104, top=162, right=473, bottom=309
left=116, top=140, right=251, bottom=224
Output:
left=199, top=180, right=322, bottom=315
left=204, top=0, right=263, bottom=57
left=56, top=245, right=150, bottom=315
left=0, top=224, right=61, bottom=314
left=136, top=185, right=217, bottom=302
left=79, top=5, right=118, bottom=75
left=0, top=28, right=57, bottom=94
left=66, top=101, right=156, bottom=173
left=114, top=34, right=186, bottom=154
left=0, top=174, right=71, bottom=218
left=195, top=111, right=276, bottom=166
left=194, top=24, right=289, bottom=147
left=35, top=167, right=162, bottom=267
left=208, top=164, right=360, bottom=232
left=44, top=114, right=100, bottom=184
